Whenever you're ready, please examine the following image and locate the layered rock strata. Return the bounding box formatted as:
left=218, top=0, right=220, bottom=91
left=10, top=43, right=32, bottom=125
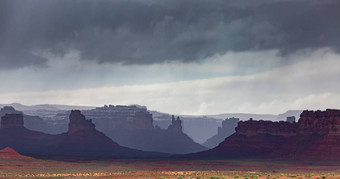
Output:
left=187, top=109, right=340, bottom=159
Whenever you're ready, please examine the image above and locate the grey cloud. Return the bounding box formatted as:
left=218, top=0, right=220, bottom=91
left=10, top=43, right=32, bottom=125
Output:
left=0, top=0, right=340, bottom=69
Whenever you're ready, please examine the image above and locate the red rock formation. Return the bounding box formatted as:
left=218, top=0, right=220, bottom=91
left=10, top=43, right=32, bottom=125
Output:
left=0, top=147, right=31, bottom=159
left=68, top=110, right=96, bottom=135
left=298, top=109, right=340, bottom=136
left=236, top=120, right=297, bottom=137
left=1, top=114, right=24, bottom=129
left=199, top=118, right=293, bottom=157
left=229, top=109, right=340, bottom=138
left=272, top=109, right=340, bottom=158
left=189, top=109, right=340, bottom=159
left=302, top=135, right=340, bottom=158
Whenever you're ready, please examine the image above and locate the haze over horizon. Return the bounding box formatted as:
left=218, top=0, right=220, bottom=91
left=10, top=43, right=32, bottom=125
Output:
left=1, top=0, right=340, bottom=115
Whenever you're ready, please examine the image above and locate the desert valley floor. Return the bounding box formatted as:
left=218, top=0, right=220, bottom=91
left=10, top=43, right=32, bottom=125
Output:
left=2, top=150, right=340, bottom=179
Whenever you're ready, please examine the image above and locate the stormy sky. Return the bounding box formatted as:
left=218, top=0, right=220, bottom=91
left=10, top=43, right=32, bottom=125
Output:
left=1, top=0, right=340, bottom=115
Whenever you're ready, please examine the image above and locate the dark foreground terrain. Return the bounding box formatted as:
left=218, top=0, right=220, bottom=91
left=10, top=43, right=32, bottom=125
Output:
left=2, top=151, right=340, bottom=179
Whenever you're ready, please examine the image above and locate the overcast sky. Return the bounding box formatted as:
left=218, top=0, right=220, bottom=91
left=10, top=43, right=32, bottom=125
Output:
left=1, top=0, right=340, bottom=115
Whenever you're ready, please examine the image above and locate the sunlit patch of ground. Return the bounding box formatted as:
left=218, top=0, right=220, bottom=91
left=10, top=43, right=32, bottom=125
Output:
left=0, top=156, right=340, bottom=178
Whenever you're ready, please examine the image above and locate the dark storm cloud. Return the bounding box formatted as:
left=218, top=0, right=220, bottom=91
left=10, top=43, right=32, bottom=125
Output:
left=0, top=0, right=340, bottom=69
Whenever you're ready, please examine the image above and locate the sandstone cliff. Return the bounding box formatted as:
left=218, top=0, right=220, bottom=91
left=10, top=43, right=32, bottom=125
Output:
left=186, top=109, right=340, bottom=160
left=298, top=109, right=340, bottom=136
left=277, top=109, right=340, bottom=158
left=236, top=118, right=297, bottom=137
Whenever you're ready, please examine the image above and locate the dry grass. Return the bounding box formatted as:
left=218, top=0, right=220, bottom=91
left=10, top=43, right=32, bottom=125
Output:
left=0, top=156, right=340, bottom=178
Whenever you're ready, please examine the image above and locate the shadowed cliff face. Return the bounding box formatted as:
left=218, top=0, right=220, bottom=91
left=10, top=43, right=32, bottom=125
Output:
left=1, top=114, right=24, bottom=129
left=0, top=106, right=207, bottom=155
left=0, top=113, right=57, bottom=155
left=0, top=106, right=50, bottom=133
left=167, top=115, right=183, bottom=133
left=68, top=110, right=96, bottom=135
left=0, top=111, right=166, bottom=158
left=0, top=107, right=24, bottom=130
left=55, top=110, right=122, bottom=156
left=202, top=118, right=239, bottom=148
left=285, top=109, right=340, bottom=158
left=235, top=109, right=340, bottom=137
left=72, top=106, right=208, bottom=154
left=106, top=115, right=207, bottom=154
left=236, top=119, right=298, bottom=137
left=186, top=109, right=340, bottom=160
